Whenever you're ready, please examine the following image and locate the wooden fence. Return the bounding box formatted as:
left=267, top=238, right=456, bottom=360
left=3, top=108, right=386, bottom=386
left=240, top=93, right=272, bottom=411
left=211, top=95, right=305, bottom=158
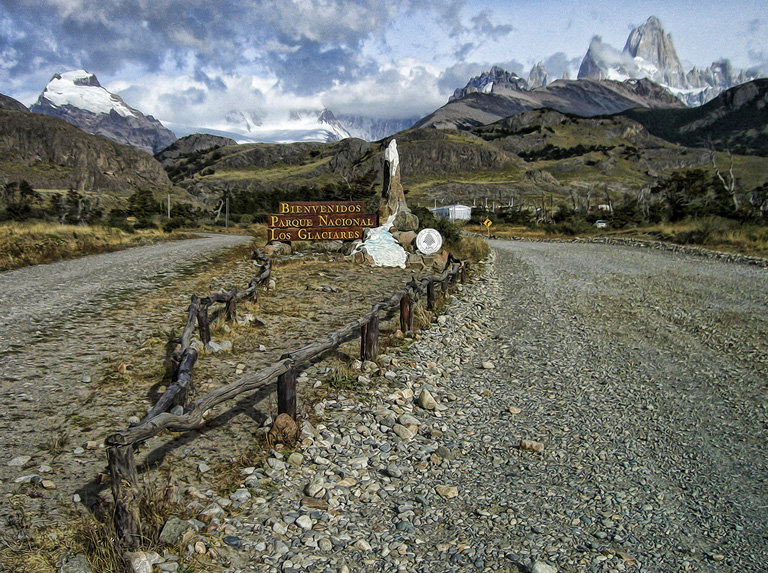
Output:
left=104, top=254, right=468, bottom=546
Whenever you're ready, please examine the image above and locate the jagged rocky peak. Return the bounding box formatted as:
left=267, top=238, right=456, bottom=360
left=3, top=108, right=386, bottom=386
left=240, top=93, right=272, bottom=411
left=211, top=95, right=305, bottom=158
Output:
left=624, top=16, right=684, bottom=80
left=577, top=16, right=763, bottom=106
left=528, top=62, right=549, bottom=89
left=450, top=65, right=529, bottom=101
left=30, top=69, right=176, bottom=154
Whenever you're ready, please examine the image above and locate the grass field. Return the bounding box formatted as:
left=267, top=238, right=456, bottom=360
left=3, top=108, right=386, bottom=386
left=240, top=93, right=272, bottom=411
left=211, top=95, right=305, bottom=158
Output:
left=0, top=223, right=186, bottom=272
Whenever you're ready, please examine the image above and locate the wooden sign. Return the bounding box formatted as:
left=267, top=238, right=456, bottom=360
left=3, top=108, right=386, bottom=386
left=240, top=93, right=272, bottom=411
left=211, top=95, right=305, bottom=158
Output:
left=269, top=213, right=378, bottom=229
left=269, top=201, right=377, bottom=242
left=277, top=201, right=365, bottom=214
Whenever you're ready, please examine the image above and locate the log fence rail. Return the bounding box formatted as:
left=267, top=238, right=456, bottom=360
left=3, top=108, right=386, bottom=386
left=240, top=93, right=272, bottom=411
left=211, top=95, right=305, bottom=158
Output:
left=104, top=253, right=468, bottom=546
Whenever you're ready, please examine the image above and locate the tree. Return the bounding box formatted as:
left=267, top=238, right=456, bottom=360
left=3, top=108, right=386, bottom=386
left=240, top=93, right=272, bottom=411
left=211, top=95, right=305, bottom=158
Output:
left=710, top=148, right=739, bottom=211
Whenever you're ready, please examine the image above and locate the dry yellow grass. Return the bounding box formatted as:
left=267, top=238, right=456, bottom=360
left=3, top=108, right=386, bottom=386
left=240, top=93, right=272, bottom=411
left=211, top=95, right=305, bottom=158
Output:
left=0, top=222, right=185, bottom=271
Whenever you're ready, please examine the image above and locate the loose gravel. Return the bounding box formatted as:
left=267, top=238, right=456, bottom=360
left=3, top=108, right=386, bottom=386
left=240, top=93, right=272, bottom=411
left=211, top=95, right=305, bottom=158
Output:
left=4, top=238, right=768, bottom=573
left=152, top=240, right=768, bottom=573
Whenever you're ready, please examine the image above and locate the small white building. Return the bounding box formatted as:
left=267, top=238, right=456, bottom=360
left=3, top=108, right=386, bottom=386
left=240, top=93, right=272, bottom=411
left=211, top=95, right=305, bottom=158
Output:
left=431, top=204, right=472, bottom=222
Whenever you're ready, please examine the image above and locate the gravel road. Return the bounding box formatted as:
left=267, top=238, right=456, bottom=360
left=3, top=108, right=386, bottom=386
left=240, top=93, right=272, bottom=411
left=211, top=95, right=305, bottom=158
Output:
left=163, top=239, right=768, bottom=573
left=3, top=238, right=767, bottom=573
left=0, top=233, right=252, bottom=522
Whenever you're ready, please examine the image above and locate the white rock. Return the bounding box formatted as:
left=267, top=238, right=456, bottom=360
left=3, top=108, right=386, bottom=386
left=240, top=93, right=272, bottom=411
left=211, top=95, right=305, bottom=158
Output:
left=296, top=515, right=313, bottom=530
left=417, top=388, right=437, bottom=410
left=532, top=561, right=558, bottom=573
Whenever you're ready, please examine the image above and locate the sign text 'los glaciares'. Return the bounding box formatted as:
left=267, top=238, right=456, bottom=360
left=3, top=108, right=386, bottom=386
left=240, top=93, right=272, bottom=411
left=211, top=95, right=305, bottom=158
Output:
left=269, top=201, right=377, bottom=242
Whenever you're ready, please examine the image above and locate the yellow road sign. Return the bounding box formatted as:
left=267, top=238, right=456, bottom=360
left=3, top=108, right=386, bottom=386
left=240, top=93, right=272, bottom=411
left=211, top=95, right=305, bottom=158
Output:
left=483, top=218, right=493, bottom=227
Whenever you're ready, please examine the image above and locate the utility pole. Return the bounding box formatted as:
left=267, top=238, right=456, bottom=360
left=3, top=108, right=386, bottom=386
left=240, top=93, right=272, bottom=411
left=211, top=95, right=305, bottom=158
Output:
left=225, top=192, right=229, bottom=229
left=167, top=194, right=171, bottom=219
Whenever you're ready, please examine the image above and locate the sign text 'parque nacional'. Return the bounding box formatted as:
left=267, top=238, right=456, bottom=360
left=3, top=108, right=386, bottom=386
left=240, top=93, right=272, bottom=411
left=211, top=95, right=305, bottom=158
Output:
left=269, top=201, right=378, bottom=242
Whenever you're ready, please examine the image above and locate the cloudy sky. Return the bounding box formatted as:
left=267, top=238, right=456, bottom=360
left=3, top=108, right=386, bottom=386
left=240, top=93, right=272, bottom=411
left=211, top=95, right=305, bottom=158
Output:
left=1, top=0, right=766, bottom=129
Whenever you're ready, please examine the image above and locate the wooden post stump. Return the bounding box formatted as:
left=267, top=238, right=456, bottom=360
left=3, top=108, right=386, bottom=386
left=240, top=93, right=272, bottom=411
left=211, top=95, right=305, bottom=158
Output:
left=107, top=445, right=141, bottom=547
left=277, top=365, right=296, bottom=419
left=427, top=281, right=435, bottom=311
left=360, top=314, right=379, bottom=362
left=400, top=294, right=413, bottom=333
left=197, top=301, right=211, bottom=346
left=225, top=288, right=237, bottom=321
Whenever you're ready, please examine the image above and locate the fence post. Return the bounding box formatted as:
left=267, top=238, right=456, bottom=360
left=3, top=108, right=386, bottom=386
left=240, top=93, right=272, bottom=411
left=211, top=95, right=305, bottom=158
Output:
left=400, top=293, right=413, bottom=333
left=225, top=288, right=237, bottom=321
left=277, top=364, right=296, bottom=419
left=107, top=445, right=141, bottom=547
left=197, top=301, right=211, bottom=346
left=361, top=313, right=379, bottom=361
left=427, top=280, right=435, bottom=310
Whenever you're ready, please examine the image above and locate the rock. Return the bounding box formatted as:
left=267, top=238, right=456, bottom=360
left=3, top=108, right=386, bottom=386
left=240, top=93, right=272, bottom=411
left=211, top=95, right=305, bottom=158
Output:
left=520, top=439, right=545, bottom=453
left=159, top=517, right=192, bottom=546
left=269, top=413, right=298, bottom=444
left=229, top=489, right=251, bottom=504
left=287, top=452, right=304, bottom=467
left=435, top=485, right=459, bottom=499
left=305, top=478, right=326, bottom=498
left=532, top=560, right=558, bottom=573
left=296, top=514, right=313, bottom=530
left=353, top=539, right=373, bottom=552
left=398, top=413, right=421, bottom=426
left=264, top=242, right=292, bottom=256
left=417, top=388, right=437, bottom=410
left=8, top=455, right=31, bottom=467
left=386, top=463, right=403, bottom=478
left=123, top=551, right=161, bottom=573
left=41, top=479, right=56, bottom=489
left=198, top=503, right=225, bottom=523
left=481, top=361, right=495, bottom=369
left=392, top=424, right=415, bottom=440
left=57, top=553, right=92, bottom=573
left=393, top=209, right=419, bottom=233
left=396, top=230, right=418, bottom=248
left=197, top=462, right=210, bottom=473
left=508, top=406, right=522, bottom=415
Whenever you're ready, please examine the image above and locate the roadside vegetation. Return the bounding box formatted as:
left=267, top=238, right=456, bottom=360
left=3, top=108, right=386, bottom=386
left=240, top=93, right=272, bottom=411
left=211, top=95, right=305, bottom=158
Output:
left=462, top=167, right=768, bottom=257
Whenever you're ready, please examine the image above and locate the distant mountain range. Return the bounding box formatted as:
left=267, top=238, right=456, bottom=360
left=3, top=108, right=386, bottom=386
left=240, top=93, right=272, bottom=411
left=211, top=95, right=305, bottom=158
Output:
left=11, top=16, right=763, bottom=156
left=415, top=77, right=683, bottom=130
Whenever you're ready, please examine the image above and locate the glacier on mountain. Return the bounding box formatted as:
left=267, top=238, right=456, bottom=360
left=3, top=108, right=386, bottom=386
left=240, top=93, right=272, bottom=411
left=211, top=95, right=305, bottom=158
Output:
left=37, top=70, right=136, bottom=118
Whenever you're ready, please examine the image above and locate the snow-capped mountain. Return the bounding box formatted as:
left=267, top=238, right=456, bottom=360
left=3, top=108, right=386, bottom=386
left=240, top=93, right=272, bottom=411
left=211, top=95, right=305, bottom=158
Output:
left=337, top=114, right=417, bottom=142
left=577, top=16, right=761, bottom=106
left=169, top=107, right=351, bottom=144
left=449, top=66, right=529, bottom=101
left=29, top=70, right=176, bottom=154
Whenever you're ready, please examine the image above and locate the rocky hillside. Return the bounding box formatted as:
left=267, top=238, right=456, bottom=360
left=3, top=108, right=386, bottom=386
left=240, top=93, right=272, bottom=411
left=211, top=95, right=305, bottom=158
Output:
left=155, top=134, right=238, bottom=169
left=30, top=70, right=176, bottom=154
left=0, top=108, right=172, bottom=193
left=159, top=106, right=767, bottom=211
left=0, top=94, right=28, bottom=112
left=414, top=78, right=683, bottom=130
left=622, top=79, right=768, bottom=156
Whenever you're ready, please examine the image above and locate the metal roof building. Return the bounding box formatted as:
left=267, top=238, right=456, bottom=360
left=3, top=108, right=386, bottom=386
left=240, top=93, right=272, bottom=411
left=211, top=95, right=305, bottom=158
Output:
left=431, top=204, right=472, bottom=221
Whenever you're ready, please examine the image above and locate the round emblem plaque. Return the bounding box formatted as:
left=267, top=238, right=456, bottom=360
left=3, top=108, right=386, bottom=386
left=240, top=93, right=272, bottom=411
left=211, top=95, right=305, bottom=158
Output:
left=415, top=228, right=443, bottom=255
